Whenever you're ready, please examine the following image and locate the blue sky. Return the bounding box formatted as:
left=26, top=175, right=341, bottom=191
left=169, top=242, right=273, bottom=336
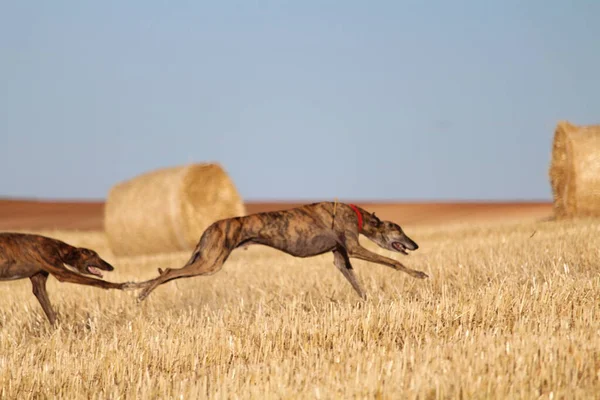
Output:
left=1, top=1, right=599, bottom=201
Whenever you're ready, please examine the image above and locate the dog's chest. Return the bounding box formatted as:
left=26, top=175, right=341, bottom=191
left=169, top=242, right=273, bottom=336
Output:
left=276, top=233, right=337, bottom=257
left=0, top=261, right=41, bottom=281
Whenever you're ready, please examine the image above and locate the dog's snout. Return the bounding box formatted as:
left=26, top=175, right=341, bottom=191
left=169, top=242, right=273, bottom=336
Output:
left=102, top=261, right=115, bottom=271
left=405, top=237, right=418, bottom=251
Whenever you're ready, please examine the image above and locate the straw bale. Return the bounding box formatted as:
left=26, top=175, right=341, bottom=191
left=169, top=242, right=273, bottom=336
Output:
left=104, top=163, right=246, bottom=256
left=549, top=121, right=600, bottom=219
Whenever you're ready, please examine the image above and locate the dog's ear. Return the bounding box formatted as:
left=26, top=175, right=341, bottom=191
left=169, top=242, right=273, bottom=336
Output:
left=371, top=212, right=382, bottom=226
left=59, top=244, right=82, bottom=264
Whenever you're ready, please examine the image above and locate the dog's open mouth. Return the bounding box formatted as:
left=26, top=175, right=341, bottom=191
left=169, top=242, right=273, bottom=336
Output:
left=392, top=242, right=410, bottom=255
left=87, top=266, right=104, bottom=278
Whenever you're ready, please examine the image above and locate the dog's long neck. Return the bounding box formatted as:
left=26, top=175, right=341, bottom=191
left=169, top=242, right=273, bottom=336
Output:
left=347, top=203, right=365, bottom=232
left=344, top=204, right=382, bottom=238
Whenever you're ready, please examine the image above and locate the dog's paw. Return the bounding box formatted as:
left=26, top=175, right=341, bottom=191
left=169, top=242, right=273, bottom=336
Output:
left=137, top=284, right=156, bottom=301
left=410, top=270, right=429, bottom=279
left=120, top=282, right=140, bottom=290
left=137, top=290, right=151, bottom=302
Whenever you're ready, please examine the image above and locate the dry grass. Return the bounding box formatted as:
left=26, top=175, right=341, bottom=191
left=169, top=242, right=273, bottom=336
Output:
left=1, top=218, right=600, bottom=399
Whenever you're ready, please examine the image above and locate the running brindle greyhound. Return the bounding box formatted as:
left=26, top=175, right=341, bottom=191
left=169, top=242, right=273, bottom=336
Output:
left=0, top=233, right=134, bottom=325
left=135, top=202, right=429, bottom=301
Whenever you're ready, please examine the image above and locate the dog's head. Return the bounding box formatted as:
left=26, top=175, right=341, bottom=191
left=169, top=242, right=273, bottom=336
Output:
left=62, top=246, right=115, bottom=278
left=363, top=212, right=419, bottom=255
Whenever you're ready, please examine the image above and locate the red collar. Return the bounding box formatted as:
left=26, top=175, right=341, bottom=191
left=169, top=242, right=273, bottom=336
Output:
left=348, top=204, right=363, bottom=232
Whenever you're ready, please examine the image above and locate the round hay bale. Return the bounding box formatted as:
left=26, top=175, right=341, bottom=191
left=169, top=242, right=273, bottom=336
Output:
left=549, top=120, right=600, bottom=219
left=104, top=163, right=246, bottom=256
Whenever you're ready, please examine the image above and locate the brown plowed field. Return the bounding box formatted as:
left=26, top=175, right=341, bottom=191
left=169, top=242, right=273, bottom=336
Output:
left=0, top=198, right=553, bottom=231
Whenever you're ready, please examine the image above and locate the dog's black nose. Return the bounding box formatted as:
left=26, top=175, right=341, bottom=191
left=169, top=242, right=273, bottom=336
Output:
left=407, top=240, right=419, bottom=250
left=103, top=261, right=115, bottom=271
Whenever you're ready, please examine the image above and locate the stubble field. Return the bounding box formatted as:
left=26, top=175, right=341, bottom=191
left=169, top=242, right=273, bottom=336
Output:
left=1, top=216, right=599, bottom=399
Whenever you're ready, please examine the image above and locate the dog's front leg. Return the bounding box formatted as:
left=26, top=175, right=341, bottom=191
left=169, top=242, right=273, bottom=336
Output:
left=332, top=248, right=367, bottom=300
left=42, top=262, right=132, bottom=289
left=346, top=245, right=428, bottom=279
left=30, top=272, right=57, bottom=325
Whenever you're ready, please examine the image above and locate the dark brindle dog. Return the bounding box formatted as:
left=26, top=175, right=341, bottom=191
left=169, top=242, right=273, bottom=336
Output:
left=0, top=233, right=133, bottom=325
left=136, top=202, right=429, bottom=301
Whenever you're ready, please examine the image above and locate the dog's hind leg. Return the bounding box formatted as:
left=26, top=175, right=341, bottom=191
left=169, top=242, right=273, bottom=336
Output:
left=30, top=272, right=57, bottom=325
left=137, top=225, right=235, bottom=301
left=332, top=248, right=367, bottom=300
left=137, top=251, right=231, bottom=301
